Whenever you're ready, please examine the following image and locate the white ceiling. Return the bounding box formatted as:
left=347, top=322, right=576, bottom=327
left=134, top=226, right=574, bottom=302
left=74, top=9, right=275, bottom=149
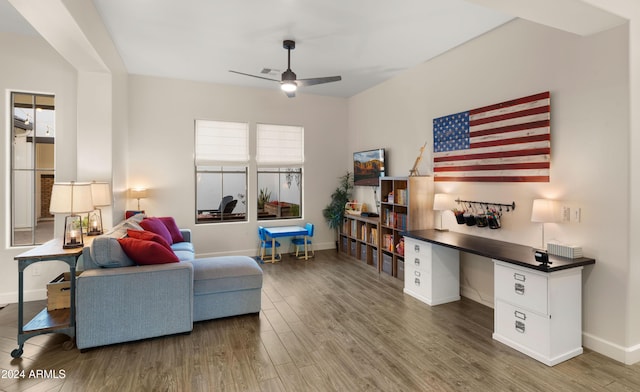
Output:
left=0, top=1, right=628, bottom=98
left=0, top=0, right=514, bottom=97
left=90, top=0, right=513, bottom=97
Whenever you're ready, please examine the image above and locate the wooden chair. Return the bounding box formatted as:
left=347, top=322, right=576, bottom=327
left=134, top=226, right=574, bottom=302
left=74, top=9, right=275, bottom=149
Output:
left=291, top=222, right=314, bottom=258
left=258, top=226, right=280, bottom=261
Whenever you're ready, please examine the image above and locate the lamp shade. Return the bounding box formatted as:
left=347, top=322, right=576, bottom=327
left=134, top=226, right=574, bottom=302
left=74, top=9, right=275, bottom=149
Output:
left=91, top=182, right=112, bottom=207
left=433, top=193, right=450, bottom=211
left=129, top=188, right=148, bottom=199
left=531, top=199, right=560, bottom=223
left=49, top=182, right=94, bottom=214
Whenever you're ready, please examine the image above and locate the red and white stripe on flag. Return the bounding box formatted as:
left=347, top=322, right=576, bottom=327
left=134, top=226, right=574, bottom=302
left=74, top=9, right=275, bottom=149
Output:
left=433, top=91, right=550, bottom=182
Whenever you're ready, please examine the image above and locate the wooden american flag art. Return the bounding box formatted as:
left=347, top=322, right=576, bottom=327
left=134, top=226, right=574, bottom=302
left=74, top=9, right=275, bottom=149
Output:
left=432, top=91, right=551, bottom=182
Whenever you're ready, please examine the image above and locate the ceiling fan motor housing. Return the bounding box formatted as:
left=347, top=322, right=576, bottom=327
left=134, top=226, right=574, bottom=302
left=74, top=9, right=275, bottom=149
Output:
left=282, top=69, right=297, bottom=82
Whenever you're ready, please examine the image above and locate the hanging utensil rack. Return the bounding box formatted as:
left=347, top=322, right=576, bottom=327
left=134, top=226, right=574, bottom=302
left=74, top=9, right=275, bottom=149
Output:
left=455, top=198, right=516, bottom=212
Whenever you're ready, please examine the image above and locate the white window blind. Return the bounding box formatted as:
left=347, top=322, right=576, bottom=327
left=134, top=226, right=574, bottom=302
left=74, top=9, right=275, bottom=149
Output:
left=195, top=120, right=249, bottom=165
left=256, top=124, right=304, bottom=165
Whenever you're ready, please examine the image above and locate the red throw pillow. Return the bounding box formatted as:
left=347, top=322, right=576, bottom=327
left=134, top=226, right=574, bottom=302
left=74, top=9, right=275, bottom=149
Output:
left=140, top=217, right=173, bottom=245
left=126, top=229, right=172, bottom=251
left=158, top=217, right=185, bottom=243
left=117, top=237, right=179, bottom=265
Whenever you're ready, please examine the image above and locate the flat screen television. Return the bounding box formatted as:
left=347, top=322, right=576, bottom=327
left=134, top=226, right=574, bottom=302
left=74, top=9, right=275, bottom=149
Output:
left=353, top=148, right=386, bottom=186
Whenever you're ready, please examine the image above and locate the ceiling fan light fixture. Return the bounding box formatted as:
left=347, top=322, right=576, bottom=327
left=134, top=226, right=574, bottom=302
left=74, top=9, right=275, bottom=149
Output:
left=281, top=81, right=297, bottom=92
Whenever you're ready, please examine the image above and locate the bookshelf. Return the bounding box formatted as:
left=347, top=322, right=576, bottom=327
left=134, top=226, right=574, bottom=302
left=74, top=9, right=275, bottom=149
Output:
left=339, top=214, right=380, bottom=268
left=379, top=176, right=434, bottom=278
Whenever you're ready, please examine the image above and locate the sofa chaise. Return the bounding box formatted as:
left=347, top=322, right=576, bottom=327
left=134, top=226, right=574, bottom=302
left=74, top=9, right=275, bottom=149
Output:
left=75, top=214, right=263, bottom=350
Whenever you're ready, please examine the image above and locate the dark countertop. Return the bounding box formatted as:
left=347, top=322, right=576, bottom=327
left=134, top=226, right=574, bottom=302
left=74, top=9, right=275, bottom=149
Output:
left=402, top=229, right=595, bottom=272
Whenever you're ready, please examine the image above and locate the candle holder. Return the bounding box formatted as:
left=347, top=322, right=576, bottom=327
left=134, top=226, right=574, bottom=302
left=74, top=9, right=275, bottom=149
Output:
left=63, top=215, right=84, bottom=249
left=87, top=209, right=103, bottom=236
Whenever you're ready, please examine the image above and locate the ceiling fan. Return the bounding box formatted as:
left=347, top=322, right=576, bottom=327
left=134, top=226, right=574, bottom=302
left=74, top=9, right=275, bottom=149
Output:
left=229, top=40, right=342, bottom=98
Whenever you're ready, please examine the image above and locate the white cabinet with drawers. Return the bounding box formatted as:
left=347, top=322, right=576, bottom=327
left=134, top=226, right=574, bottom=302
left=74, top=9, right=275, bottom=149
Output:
left=403, top=237, right=460, bottom=306
left=492, top=260, right=584, bottom=366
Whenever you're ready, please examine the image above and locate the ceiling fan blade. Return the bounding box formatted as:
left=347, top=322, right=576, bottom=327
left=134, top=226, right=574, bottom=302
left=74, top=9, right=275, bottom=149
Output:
left=297, top=76, right=342, bottom=87
left=229, top=70, right=280, bottom=82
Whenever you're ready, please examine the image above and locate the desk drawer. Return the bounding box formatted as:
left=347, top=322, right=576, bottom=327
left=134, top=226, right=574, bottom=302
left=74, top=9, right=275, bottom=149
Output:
left=404, top=238, right=431, bottom=259
left=495, top=300, right=550, bottom=356
left=406, top=254, right=431, bottom=273
left=495, top=262, right=548, bottom=315
left=404, top=268, right=431, bottom=297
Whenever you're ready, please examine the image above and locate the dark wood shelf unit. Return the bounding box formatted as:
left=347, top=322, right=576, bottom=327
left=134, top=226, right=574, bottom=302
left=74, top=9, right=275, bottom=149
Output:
left=339, top=214, right=380, bottom=269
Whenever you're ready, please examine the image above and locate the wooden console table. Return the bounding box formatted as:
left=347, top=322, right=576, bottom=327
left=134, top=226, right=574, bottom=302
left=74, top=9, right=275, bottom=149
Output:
left=11, top=239, right=85, bottom=358
left=402, top=229, right=595, bottom=366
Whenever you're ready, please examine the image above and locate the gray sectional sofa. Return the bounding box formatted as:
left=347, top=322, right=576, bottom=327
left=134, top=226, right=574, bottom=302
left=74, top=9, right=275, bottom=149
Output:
left=76, top=214, right=263, bottom=350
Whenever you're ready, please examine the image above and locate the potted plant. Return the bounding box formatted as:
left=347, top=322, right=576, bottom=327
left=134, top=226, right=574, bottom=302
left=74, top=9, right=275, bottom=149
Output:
left=258, top=188, right=271, bottom=211
left=323, top=172, right=353, bottom=250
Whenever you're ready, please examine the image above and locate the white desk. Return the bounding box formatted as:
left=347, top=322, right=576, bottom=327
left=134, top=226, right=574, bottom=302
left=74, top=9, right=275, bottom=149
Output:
left=402, top=229, right=595, bottom=366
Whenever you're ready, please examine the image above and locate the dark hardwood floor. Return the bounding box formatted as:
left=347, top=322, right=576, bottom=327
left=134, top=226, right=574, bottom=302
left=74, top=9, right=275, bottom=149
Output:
left=1, top=250, right=639, bottom=391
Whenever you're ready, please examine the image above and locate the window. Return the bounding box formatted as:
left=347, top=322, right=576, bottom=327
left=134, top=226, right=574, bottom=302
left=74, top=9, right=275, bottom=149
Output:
left=257, top=124, right=303, bottom=220
left=195, top=120, right=248, bottom=223
left=11, top=92, right=56, bottom=246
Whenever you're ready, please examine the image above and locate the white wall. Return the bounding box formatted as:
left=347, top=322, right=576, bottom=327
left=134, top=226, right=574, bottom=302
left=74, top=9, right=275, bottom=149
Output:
left=0, top=32, right=78, bottom=304
left=127, top=75, right=348, bottom=257
left=348, top=19, right=631, bottom=359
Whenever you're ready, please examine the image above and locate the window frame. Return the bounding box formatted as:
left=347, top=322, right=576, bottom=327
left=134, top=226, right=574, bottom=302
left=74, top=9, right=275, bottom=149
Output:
left=194, top=120, right=249, bottom=224
left=10, top=92, right=56, bottom=247
left=256, top=123, right=304, bottom=222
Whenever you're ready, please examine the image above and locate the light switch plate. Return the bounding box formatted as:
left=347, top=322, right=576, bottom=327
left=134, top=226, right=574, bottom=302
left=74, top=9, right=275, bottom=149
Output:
left=562, top=206, right=571, bottom=222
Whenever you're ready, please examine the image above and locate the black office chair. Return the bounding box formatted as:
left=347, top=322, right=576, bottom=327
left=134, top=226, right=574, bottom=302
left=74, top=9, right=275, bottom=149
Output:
left=214, top=195, right=234, bottom=213
left=223, top=199, right=237, bottom=214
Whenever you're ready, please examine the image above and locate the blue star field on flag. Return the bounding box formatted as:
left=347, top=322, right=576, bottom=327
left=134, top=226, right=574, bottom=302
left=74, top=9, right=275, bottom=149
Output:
left=433, top=111, right=470, bottom=153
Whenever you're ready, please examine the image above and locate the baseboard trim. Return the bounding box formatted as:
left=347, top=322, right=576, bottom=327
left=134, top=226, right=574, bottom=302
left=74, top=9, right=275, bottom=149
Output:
left=0, top=288, right=47, bottom=305
left=196, top=241, right=336, bottom=259
left=583, top=332, right=640, bottom=365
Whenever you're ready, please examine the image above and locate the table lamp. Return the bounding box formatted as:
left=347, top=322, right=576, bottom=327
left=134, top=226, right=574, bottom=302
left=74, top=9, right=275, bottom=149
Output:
left=49, top=182, right=94, bottom=248
left=88, top=181, right=111, bottom=236
left=129, top=188, right=148, bottom=210
left=433, top=193, right=449, bottom=232
left=531, top=199, right=560, bottom=249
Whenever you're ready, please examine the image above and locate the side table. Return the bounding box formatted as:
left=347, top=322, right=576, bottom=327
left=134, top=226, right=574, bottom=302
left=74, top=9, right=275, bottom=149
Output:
left=11, top=239, right=85, bottom=358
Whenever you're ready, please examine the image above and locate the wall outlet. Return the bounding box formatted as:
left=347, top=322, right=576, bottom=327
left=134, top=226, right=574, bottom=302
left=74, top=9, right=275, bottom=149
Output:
left=572, top=207, right=582, bottom=223
left=562, top=206, right=571, bottom=222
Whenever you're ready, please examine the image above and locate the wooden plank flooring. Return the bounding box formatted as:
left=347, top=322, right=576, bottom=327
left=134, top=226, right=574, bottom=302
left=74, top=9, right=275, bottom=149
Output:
left=1, top=250, right=639, bottom=391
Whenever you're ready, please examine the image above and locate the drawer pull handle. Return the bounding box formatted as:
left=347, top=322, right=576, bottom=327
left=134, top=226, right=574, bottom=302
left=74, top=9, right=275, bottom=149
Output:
left=515, top=320, right=526, bottom=333
left=415, top=278, right=420, bottom=286
left=514, top=273, right=526, bottom=282
left=414, top=258, right=420, bottom=266
left=515, top=283, right=525, bottom=295
left=414, top=244, right=420, bottom=252
left=514, top=311, right=526, bottom=320
left=414, top=270, right=421, bottom=277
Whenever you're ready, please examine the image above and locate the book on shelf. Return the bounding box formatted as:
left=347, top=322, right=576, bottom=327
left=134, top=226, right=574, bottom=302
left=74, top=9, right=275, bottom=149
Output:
left=383, top=234, right=394, bottom=252
left=370, top=228, right=378, bottom=246
left=396, top=213, right=407, bottom=231
left=396, top=189, right=407, bottom=205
